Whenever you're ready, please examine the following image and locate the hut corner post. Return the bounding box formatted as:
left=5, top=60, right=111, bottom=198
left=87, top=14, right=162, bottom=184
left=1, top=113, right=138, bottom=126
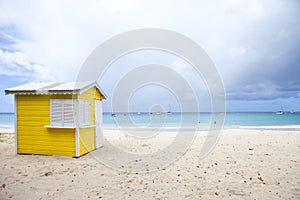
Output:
left=14, top=95, right=18, bottom=154
left=75, top=99, right=80, bottom=157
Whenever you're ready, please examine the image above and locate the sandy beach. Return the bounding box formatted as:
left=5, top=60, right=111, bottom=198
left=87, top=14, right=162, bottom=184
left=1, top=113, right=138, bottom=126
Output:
left=0, top=127, right=299, bottom=200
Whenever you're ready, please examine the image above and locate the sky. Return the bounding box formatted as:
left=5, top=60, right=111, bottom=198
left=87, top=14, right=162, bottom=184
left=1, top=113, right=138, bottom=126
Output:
left=0, top=0, right=299, bottom=112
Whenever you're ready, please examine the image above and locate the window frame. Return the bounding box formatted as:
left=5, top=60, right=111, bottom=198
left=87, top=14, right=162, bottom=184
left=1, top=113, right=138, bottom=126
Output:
left=49, top=99, right=91, bottom=128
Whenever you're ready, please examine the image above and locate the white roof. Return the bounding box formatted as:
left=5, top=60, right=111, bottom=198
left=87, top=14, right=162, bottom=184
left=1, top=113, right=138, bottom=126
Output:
left=5, top=81, right=107, bottom=99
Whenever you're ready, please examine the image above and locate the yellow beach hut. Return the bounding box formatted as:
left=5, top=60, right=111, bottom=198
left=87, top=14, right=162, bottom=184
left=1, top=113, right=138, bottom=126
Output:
left=5, top=81, right=107, bottom=157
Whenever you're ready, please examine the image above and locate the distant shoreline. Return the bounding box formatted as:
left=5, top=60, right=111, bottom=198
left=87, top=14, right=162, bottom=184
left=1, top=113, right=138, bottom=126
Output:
left=1, top=124, right=300, bottom=134
left=2, top=112, right=300, bottom=127
left=1, top=111, right=300, bottom=114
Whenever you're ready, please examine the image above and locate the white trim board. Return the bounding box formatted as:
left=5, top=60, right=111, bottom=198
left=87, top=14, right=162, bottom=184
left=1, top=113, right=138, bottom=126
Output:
left=14, top=95, right=18, bottom=154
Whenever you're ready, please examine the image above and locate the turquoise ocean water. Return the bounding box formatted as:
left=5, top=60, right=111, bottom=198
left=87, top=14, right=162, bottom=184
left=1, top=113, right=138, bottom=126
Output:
left=1, top=112, right=300, bottom=127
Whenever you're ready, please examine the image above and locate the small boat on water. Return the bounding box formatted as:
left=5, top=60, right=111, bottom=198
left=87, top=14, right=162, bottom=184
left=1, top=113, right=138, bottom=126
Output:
left=276, top=106, right=287, bottom=115
left=167, top=104, right=172, bottom=115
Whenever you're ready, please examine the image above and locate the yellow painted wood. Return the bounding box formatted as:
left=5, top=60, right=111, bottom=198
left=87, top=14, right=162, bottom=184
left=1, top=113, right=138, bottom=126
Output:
left=18, top=133, right=75, bottom=141
left=17, top=94, right=76, bottom=156
left=18, top=147, right=75, bottom=156
left=78, top=87, right=102, bottom=155
left=79, top=127, right=95, bottom=155
left=15, top=86, right=103, bottom=157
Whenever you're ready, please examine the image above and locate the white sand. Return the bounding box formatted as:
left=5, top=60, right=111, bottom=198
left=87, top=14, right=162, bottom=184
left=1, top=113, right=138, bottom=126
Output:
left=0, top=125, right=14, bottom=134
left=0, top=127, right=299, bottom=199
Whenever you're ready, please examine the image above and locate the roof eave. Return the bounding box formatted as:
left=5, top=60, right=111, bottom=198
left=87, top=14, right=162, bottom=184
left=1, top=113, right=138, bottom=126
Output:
left=95, top=83, right=108, bottom=100
left=5, top=81, right=107, bottom=99
left=78, top=81, right=107, bottom=100
left=5, top=90, right=36, bottom=95
left=5, top=90, right=80, bottom=95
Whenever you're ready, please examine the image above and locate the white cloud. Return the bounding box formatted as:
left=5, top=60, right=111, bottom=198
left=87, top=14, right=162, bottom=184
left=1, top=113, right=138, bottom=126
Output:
left=170, top=58, right=190, bottom=76
left=0, top=49, right=52, bottom=81
left=0, top=0, right=299, bottom=102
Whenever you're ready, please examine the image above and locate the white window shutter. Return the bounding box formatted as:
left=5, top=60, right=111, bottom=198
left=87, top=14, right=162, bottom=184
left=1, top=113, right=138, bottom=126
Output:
left=78, top=100, right=90, bottom=126
left=51, top=100, right=63, bottom=126
left=63, top=101, right=75, bottom=126
left=50, top=99, right=75, bottom=127
left=78, top=101, right=84, bottom=126
left=50, top=99, right=90, bottom=127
